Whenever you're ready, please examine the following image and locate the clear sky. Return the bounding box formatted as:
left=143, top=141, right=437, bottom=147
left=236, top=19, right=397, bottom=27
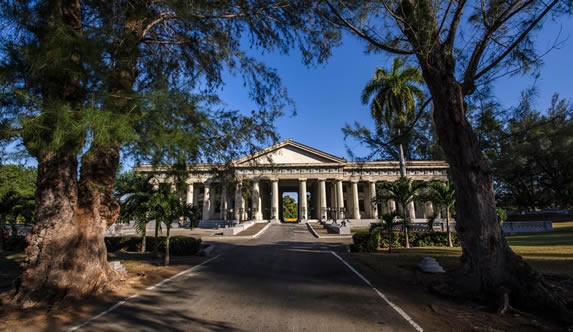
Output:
left=219, top=16, right=573, bottom=161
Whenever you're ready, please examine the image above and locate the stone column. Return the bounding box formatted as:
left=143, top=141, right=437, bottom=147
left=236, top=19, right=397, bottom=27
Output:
left=186, top=183, right=194, bottom=205
left=202, top=182, right=211, bottom=220
left=299, top=178, right=307, bottom=220
left=253, top=180, right=262, bottom=220
left=388, top=199, right=396, bottom=212
left=221, top=187, right=227, bottom=220
left=369, top=181, right=378, bottom=219
left=351, top=180, right=360, bottom=219
left=319, top=179, right=327, bottom=220
left=408, top=201, right=416, bottom=220
left=234, top=183, right=244, bottom=221
left=271, top=179, right=279, bottom=221
left=336, top=180, right=344, bottom=219
left=424, top=201, right=434, bottom=218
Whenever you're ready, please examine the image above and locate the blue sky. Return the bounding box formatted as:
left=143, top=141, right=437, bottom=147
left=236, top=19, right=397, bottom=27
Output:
left=219, top=16, right=573, bottom=160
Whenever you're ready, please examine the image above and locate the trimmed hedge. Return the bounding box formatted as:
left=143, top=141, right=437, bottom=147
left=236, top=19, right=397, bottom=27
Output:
left=351, top=231, right=460, bottom=252
left=2, top=235, right=27, bottom=251
left=105, top=236, right=202, bottom=256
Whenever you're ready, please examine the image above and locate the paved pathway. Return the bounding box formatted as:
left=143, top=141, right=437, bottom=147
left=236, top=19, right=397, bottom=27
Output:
left=69, top=224, right=420, bottom=331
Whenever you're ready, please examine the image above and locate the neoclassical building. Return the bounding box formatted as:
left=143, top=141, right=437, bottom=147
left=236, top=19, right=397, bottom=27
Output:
left=134, top=139, right=449, bottom=226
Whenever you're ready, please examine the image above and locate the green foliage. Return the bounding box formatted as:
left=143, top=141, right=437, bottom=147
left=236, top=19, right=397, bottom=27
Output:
left=105, top=236, right=202, bottom=256
left=351, top=232, right=378, bottom=253
left=376, top=177, right=426, bottom=248
left=351, top=231, right=460, bottom=252
left=282, top=195, right=298, bottom=219
left=476, top=94, right=573, bottom=209
left=344, top=57, right=436, bottom=162
left=496, top=207, right=508, bottom=225
left=0, top=165, right=36, bottom=198
left=2, top=235, right=27, bottom=251
left=0, top=165, right=36, bottom=246
left=361, top=57, right=425, bottom=134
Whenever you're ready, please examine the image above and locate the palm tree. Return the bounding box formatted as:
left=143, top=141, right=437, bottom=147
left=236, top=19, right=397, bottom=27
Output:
left=149, top=188, right=193, bottom=266
left=426, top=181, right=456, bottom=247
left=116, top=173, right=155, bottom=253
left=376, top=177, right=426, bottom=248
left=371, top=212, right=401, bottom=253
left=361, top=57, right=425, bottom=177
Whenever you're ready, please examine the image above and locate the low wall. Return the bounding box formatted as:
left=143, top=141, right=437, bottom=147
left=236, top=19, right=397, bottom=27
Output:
left=222, top=221, right=256, bottom=236
left=502, top=221, right=553, bottom=234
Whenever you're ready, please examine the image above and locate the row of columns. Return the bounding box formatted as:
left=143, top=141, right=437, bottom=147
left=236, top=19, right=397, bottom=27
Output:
left=188, top=178, right=434, bottom=221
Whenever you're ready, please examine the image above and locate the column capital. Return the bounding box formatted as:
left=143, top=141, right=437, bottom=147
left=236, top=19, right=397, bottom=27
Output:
left=298, top=178, right=307, bottom=182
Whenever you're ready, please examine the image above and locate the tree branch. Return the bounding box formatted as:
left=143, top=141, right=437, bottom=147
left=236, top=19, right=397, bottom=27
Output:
left=323, top=0, right=414, bottom=55
left=444, top=0, right=466, bottom=48
left=473, top=0, right=559, bottom=82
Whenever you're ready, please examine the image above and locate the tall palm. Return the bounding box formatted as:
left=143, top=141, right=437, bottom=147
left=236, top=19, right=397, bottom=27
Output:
left=426, top=181, right=456, bottom=247
left=376, top=177, right=426, bottom=248
left=361, top=57, right=425, bottom=177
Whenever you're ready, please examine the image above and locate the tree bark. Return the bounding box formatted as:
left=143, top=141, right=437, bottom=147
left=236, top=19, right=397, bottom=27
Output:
left=20, top=151, right=116, bottom=302
left=418, top=47, right=569, bottom=319
left=164, top=225, right=171, bottom=266
left=446, top=209, right=452, bottom=248
left=401, top=202, right=410, bottom=248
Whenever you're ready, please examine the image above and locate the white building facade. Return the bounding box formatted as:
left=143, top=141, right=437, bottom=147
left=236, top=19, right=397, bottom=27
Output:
left=135, top=139, right=449, bottom=226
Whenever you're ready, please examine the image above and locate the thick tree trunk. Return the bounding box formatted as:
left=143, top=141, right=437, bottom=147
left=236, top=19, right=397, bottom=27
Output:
left=20, top=152, right=116, bottom=302
left=419, top=50, right=569, bottom=319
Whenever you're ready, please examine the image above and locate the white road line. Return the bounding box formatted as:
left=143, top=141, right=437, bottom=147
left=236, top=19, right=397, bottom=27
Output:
left=66, top=255, right=220, bottom=331
left=330, top=251, right=424, bottom=332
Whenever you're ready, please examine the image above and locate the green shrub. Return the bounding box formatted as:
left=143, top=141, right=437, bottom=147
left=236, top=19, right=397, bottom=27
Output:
left=105, top=236, right=202, bottom=256
left=351, top=232, right=379, bottom=252
left=352, top=231, right=460, bottom=252
left=3, top=235, right=27, bottom=251
left=165, top=236, right=202, bottom=256
left=104, top=237, right=124, bottom=252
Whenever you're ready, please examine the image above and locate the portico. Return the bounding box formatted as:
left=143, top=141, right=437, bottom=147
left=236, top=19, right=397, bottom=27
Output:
left=135, top=139, right=449, bottom=226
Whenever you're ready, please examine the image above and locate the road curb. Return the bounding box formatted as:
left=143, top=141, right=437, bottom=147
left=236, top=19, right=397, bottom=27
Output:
left=307, top=223, right=320, bottom=238
left=208, top=222, right=272, bottom=240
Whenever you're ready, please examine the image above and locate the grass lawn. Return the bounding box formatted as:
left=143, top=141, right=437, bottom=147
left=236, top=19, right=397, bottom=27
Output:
left=505, top=220, right=573, bottom=276
left=349, top=220, right=573, bottom=277
left=344, top=222, right=573, bottom=331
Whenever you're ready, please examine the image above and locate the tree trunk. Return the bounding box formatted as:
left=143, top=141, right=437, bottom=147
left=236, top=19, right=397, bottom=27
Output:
left=397, top=128, right=407, bottom=178
left=164, top=225, right=170, bottom=266
left=154, top=221, right=160, bottom=258
left=402, top=203, right=410, bottom=248
left=20, top=152, right=116, bottom=302
left=419, top=49, right=569, bottom=319
left=446, top=210, right=452, bottom=248
left=141, top=227, right=147, bottom=253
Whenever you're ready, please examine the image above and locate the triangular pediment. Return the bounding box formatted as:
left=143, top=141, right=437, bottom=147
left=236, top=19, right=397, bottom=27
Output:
left=234, top=139, right=346, bottom=165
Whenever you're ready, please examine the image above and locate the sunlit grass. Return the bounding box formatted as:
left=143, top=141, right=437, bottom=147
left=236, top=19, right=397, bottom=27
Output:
left=348, top=223, right=573, bottom=277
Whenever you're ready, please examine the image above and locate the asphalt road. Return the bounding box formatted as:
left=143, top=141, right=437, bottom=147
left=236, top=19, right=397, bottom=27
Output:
left=69, top=224, right=419, bottom=331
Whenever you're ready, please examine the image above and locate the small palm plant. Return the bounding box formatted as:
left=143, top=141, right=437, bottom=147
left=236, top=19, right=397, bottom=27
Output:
left=371, top=212, right=401, bottom=253
left=376, top=176, right=426, bottom=248
left=426, top=181, right=456, bottom=247
left=116, top=173, right=155, bottom=253
left=149, top=189, right=184, bottom=266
